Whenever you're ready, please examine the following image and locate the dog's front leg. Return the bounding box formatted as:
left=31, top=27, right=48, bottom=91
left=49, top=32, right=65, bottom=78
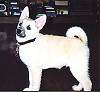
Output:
left=23, top=66, right=42, bottom=91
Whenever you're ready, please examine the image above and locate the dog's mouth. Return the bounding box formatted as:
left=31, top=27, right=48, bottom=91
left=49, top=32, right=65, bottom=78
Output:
left=16, top=28, right=26, bottom=38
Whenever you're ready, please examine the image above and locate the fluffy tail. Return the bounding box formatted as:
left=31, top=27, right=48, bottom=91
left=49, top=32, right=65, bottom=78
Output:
left=66, top=26, right=87, bottom=44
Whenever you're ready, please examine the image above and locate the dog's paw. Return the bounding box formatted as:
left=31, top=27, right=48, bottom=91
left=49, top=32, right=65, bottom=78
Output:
left=23, top=88, right=33, bottom=91
left=72, top=84, right=83, bottom=91
left=23, top=87, right=39, bottom=91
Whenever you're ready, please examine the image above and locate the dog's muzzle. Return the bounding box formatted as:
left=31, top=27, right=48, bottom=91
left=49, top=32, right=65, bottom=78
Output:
left=16, top=27, right=26, bottom=37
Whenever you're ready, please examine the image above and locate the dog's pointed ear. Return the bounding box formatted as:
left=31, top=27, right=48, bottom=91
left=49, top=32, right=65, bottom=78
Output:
left=35, top=15, right=47, bottom=31
left=19, top=6, right=29, bottom=21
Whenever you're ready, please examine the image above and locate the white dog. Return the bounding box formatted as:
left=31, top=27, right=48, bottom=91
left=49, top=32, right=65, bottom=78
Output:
left=16, top=6, right=92, bottom=91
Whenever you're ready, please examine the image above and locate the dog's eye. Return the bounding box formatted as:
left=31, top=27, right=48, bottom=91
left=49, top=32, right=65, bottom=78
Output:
left=26, top=25, right=31, bottom=30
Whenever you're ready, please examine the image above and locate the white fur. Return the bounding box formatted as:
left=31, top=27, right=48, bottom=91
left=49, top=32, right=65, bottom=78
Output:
left=19, top=6, right=29, bottom=21
left=16, top=6, right=92, bottom=91
left=66, top=26, right=88, bottom=44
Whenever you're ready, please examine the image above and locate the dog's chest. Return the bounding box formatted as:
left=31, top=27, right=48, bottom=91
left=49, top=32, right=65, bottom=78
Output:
left=18, top=42, right=39, bottom=65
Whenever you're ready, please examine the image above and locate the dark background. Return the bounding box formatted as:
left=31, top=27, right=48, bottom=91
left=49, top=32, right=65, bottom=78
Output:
left=0, top=0, right=100, bottom=91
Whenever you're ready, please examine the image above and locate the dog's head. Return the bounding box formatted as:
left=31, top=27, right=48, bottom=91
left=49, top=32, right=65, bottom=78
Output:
left=16, top=6, right=47, bottom=43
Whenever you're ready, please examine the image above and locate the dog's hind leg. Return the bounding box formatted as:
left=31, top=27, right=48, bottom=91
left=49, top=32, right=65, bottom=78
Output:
left=23, top=67, right=42, bottom=91
left=70, top=63, right=92, bottom=91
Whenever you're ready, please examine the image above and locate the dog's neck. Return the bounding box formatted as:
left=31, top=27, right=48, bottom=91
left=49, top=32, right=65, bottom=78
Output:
left=17, top=33, right=43, bottom=46
left=17, top=38, right=36, bottom=45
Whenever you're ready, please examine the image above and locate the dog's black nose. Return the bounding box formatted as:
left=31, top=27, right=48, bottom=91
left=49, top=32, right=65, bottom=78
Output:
left=16, top=28, right=26, bottom=37
left=16, top=28, right=22, bottom=35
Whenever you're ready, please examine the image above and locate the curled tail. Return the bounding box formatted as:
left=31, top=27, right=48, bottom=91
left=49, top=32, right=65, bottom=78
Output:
left=66, top=26, right=88, bottom=44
